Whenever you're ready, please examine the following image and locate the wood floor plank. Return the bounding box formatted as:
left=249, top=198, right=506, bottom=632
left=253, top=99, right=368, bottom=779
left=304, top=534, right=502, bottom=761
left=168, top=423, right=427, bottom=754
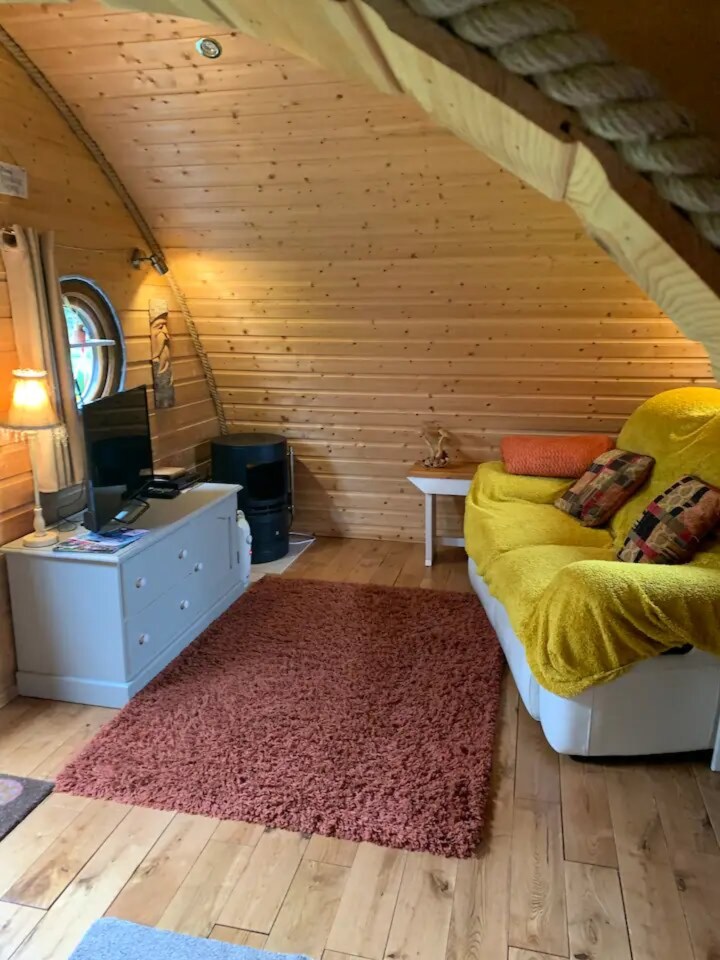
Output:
left=304, top=835, right=358, bottom=867
left=0, top=698, right=42, bottom=736
left=0, top=703, right=85, bottom=773
left=560, top=756, right=617, bottom=868
left=282, top=537, right=344, bottom=580
left=106, top=813, right=219, bottom=925
left=320, top=540, right=378, bottom=584
left=217, top=828, right=308, bottom=933
left=326, top=843, right=405, bottom=960
left=392, top=545, right=427, bottom=589
left=344, top=542, right=393, bottom=584
left=368, top=542, right=413, bottom=586
left=443, top=553, right=473, bottom=593
left=27, top=707, right=116, bottom=781
left=0, top=901, right=44, bottom=957
left=672, top=849, right=720, bottom=960
left=210, top=925, right=268, bottom=947
left=514, top=703, right=560, bottom=804
left=649, top=764, right=720, bottom=857
left=10, top=806, right=173, bottom=960
left=446, top=835, right=511, bottom=960
left=694, top=762, right=720, bottom=845
left=0, top=793, right=90, bottom=897
left=4, top=800, right=129, bottom=909
left=508, top=950, right=565, bottom=960
left=298, top=539, right=349, bottom=581
left=157, top=838, right=252, bottom=938
left=565, top=861, right=631, bottom=960
left=266, top=859, right=348, bottom=958
left=324, top=951, right=366, bottom=960
left=212, top=820, right=265, bottom=847
left=509, top=798, right=568, bottom=957
left=486, top=676, right=518, bottom=841
left=418, top=558, right=453, bottom=591
left=383, top=851, right=457, bottom=960
left=605, top=767, right=694, bottom=960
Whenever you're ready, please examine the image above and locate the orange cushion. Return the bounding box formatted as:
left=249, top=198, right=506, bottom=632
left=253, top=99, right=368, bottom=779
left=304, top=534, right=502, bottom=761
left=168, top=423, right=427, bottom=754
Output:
left=501, top=434, right=615, bottom=479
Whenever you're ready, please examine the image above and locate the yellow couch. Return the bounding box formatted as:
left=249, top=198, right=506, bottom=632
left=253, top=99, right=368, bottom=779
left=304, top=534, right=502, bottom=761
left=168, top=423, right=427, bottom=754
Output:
left=465, top=387, right=720, bottom=701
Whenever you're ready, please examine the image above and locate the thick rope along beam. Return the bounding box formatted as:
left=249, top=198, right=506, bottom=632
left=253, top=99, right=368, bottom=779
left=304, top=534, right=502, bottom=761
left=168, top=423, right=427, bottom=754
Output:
left=405, top=0, right=720, bottom=249
left=0, top=24, right=229, bottom=436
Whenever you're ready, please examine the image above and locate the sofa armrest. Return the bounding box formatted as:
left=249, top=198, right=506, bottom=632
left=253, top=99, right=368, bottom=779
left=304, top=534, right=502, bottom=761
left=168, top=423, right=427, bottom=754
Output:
left=523, top=559, right=720, bottom=698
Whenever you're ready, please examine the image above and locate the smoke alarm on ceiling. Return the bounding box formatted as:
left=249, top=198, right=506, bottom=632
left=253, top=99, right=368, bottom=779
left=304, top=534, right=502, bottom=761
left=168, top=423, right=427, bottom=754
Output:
left=196, top=37, right=223, bottom=59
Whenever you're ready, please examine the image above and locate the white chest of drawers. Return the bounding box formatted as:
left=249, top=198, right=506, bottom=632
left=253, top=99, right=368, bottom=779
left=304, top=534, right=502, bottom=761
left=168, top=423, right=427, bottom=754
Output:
left=2, top=483, right=249, bottom=707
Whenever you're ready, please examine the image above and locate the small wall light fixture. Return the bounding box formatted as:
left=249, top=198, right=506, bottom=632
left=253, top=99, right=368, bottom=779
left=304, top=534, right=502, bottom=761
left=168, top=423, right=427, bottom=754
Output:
left=131, top=248, right=169, bottom=276
left=196, top=37, right=222, bottom=59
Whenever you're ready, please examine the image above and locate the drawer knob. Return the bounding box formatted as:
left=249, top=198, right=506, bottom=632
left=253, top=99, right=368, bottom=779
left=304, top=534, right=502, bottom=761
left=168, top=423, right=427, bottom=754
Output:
left=135, top=576, right=147, bottom=589
left=180, top=599, right=190, bottom=611
left=178, top=548, right=188, bottom=560
left=194, top=562, right=203, bottom=572
left=138, top=633, right=150, bottom=646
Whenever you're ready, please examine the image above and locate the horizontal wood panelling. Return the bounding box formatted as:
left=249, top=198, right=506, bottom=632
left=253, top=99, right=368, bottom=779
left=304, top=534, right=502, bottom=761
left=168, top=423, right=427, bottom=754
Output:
left=1, top=0, right=714, bottom=543
left=217, top=372, right=713, bottom=398
left=0, top=34, right=218, bottom=699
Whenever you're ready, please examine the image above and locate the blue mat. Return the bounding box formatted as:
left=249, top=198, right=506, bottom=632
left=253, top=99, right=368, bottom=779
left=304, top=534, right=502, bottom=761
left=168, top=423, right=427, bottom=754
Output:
left=70, top=919, right=308, bottom=960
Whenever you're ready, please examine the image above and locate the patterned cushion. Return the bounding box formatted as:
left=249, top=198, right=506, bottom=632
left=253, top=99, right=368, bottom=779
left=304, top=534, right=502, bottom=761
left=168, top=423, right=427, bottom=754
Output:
left=554, top=449, right=654, bottom=528
left=618, top=475, right=720, bottom=563
left=501, top=434, right=614, bottom=478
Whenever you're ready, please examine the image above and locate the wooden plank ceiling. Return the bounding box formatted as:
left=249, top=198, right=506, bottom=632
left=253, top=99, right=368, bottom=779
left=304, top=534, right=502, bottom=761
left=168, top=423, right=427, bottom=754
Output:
left=0, top=0, right=714, bottom=541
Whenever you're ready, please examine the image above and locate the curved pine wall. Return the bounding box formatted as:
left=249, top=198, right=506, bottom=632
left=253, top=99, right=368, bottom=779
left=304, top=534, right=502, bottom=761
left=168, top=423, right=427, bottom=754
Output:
left=0, top=0, right=714, bottom=551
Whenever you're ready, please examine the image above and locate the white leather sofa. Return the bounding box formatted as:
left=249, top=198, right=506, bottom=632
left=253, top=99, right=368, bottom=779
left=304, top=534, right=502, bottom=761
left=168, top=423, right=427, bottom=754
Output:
left=469, top=560, right=720, bottom=770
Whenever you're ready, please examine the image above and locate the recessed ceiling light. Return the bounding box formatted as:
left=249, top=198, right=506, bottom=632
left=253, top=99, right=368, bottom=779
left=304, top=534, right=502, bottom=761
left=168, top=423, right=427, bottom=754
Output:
left=196, top=37, right=223, bottom=59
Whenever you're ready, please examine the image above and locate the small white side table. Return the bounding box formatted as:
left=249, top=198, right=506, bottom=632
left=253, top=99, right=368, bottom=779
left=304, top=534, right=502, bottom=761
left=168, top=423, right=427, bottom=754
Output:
left=407, top=462, right=477, bottom=566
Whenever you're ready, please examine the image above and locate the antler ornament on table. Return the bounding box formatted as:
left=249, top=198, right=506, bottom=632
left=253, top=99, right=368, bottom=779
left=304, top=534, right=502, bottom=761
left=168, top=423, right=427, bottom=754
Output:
left=421, top=426, right=451, bottom=468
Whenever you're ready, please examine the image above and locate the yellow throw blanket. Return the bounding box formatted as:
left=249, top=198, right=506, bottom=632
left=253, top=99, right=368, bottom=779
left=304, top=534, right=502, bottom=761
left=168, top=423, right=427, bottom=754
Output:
left=465, top=388, right=720, bottom=697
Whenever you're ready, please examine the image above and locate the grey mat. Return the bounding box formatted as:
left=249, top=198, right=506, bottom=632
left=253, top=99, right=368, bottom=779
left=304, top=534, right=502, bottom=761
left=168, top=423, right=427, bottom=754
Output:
left=0, top=774, right=53, bottom=841
left=70, top=919, right=309, bottom=960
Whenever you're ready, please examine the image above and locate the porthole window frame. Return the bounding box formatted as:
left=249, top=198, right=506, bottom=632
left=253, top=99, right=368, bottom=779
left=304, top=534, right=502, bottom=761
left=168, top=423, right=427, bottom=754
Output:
left=61, top=275, right=126, bottom=407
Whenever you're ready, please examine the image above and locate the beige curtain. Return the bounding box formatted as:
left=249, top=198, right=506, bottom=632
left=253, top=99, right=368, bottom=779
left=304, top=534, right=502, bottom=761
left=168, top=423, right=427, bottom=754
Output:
left=1, top=225, right=84, bottom=492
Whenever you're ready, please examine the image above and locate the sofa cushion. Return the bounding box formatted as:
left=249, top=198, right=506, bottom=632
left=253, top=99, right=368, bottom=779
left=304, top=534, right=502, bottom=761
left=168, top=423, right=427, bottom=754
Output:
left=521, top=558, right=720, bottom=697
left=618, top=475, right=720, bottom=564
left=554, top=449, right=654, bottom=527
left=482, top=543, right=615, bottom=636
left=465, top=463, right=610, bottom=576
left=501, top=434, right=614, bottom=478
left=611, top=386, right=720, bottom=545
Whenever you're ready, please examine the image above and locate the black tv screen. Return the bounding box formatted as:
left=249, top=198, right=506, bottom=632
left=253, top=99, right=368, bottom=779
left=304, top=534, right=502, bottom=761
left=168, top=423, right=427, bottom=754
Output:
left=82, top=386, right=153, bottom=532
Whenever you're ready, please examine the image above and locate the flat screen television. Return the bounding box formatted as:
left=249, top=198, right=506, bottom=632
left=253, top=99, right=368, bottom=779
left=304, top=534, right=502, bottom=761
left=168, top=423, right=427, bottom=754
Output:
left=82, top=386, right=153, bottom=532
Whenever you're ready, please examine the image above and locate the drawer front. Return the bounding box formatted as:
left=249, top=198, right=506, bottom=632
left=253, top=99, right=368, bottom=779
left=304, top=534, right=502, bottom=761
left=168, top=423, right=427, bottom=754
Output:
left=188, top=513, right=235, bottom=585
left=123, top=514, right=237, bottom=679
left=124, top=571, right=205, bottom=678
left=121, top=514, right=232, bottom=618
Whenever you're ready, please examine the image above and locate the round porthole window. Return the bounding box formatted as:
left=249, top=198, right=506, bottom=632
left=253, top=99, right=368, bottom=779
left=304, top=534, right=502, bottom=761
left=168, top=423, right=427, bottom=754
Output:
left=61, top=276, right=125, bottom=406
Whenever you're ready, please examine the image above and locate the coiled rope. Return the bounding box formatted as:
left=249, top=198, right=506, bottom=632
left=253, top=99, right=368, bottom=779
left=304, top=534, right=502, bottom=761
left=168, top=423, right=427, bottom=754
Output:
left=0, top=25, right=229, bottom=435
left=406, top=0, right=720, bottom=247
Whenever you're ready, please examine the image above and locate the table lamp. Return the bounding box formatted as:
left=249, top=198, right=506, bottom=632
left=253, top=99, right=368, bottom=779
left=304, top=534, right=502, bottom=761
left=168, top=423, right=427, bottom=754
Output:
left=3, top=369, right=62, bottom=548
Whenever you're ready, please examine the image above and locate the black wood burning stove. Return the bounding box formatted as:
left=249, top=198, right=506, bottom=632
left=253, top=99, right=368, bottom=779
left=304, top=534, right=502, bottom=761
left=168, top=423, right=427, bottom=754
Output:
left=211, top=433, right=291, bottom=564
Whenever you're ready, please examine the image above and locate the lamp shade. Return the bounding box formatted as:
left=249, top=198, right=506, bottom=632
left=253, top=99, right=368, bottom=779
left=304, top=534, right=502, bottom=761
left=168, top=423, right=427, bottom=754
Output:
left=4, top=369, right=60, bottom=431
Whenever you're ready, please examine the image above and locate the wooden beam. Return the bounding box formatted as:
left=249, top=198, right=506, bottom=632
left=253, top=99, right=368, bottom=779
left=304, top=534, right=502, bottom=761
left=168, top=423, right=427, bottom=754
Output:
left=356, top=0, right=576, bottom=200
left=355, top=0, right=720, bottom=378
left=565, top=143, right=720, bottom=378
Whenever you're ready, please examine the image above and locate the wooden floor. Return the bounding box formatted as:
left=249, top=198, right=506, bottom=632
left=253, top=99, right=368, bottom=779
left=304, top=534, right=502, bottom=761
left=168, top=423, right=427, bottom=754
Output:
left=0, top=537, right=718, bottom=960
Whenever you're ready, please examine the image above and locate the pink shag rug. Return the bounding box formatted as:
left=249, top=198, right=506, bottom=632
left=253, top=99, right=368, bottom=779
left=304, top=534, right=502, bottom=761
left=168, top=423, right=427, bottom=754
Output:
left=56, top=576, right=504, bottom=857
